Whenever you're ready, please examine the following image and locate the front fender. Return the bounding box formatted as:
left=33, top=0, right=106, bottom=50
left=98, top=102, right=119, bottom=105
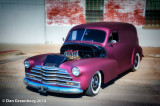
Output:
left=59, top=58, right=118, bottom=90
left=25, top=53, right=59, bottom=66
left=25, top=53, right=55, bottom=73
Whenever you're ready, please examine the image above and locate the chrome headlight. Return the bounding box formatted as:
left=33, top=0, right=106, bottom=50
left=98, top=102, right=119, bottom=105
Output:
left=24, top=60, right=30, bottom=68
left=72, top=67, right=80, bottom=76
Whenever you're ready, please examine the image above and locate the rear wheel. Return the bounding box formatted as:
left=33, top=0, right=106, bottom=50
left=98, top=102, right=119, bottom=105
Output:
left=85, top=71, right=101, bottom=96
left=132, top=53, right=140, bottom=71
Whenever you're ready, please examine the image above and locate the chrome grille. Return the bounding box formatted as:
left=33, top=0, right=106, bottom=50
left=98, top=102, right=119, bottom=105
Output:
left=25, top=65, right=80, bottom=88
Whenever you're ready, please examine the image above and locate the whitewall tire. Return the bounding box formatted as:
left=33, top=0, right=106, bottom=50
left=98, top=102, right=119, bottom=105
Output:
left=85, top=71, right=101, bottom=96
left=132, top=53, right=140, bottom=71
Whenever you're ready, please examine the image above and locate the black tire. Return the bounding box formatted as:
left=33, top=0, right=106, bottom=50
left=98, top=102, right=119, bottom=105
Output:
left=132, top=53, right=140, bottom=72
left=85, top=71, right=101, bottom=96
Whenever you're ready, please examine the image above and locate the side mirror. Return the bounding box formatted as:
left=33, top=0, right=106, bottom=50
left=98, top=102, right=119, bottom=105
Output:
left=107, top=43, right=113, bottom=47
left=111, top=40, right=117, bottom=43
left=62, top=37, right=65, bottom=42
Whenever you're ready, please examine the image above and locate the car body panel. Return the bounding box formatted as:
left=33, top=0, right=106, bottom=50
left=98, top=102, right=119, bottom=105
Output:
left=24, top=22, right=143, bottom=94
left=59, top=57, right=118, bottom=90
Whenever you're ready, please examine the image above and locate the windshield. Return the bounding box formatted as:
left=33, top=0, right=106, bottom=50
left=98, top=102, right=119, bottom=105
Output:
left=67, top=29, right=106, bottom=43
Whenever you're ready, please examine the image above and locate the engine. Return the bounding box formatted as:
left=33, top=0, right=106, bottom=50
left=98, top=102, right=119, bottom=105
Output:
left=60, top=43, right=106, bottom=60
left=64, top=50, right=80, bottom=60
left=43, top=43, right=106, bottom=67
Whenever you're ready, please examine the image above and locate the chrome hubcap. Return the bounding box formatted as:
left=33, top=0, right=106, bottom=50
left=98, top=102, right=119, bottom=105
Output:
left=92, top=74, right=99, bottom=91
left=134, top=56, right=138, bottom=68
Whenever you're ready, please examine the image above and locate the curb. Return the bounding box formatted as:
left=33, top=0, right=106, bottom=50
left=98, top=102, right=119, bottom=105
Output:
left=0, top=50, right=19, bottom=54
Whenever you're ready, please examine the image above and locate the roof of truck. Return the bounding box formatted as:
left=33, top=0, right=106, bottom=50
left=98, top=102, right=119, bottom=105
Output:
left=71, top=22, right=136, bottom=30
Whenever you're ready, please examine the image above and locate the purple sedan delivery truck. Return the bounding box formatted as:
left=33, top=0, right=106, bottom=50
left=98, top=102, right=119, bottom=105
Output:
left=24, top=22, right=143, bottom=96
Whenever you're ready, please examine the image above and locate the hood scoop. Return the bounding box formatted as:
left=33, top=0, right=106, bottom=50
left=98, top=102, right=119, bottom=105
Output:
left=43, top=54, right=67, bottom=67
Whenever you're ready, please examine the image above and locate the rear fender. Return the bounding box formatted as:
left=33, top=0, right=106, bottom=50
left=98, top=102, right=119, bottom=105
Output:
left=131, top=45, right=143, bottom=65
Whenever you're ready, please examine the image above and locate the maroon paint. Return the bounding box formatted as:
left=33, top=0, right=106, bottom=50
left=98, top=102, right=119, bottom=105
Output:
left=25, top=22, right=143, bottom=90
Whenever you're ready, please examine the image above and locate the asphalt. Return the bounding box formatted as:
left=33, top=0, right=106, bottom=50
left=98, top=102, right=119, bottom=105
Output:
left=0, top=45, right=160, bottom=106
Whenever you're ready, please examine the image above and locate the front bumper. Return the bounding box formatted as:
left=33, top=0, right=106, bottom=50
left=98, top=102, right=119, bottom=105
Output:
left=24, top=78, right=83, bottom=94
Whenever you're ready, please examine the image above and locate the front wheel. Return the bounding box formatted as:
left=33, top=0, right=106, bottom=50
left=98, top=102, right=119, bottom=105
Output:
left=132, top=53, right=140, bottom=72
left=85, top=71, right=101, bottom=96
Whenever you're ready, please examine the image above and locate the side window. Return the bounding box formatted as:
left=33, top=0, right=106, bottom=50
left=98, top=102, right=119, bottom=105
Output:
left=108, top=31, right=119, bottom=43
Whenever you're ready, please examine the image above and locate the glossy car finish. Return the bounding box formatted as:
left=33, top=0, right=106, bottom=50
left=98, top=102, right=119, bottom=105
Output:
left=24, top=22, right=143, bottom=95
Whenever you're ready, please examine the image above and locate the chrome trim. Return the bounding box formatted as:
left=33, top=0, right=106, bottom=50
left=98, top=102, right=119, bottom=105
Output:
left=32, top=66, right=41, bottom=70
left=31, top=70, right=42, bottom=74
left=42, top=77, right=75, bottom=83
left=35, top=65, right=42, bottom=68
left=41, top=66, right=67, bottom=72
left=26, top=76, right=42, bottom=82
left=24, top=78, right=83, bottom=94
left=25, top=65, right=81, bottom=88
left=42, top=73, right=72, bottom=79
left=41, top=70, right=70, bottom=75
left=26, top=76, right=78, bottom=88
left=25, top=74, right=80, bottom=88
left=26, top=72, right=41, bottom=78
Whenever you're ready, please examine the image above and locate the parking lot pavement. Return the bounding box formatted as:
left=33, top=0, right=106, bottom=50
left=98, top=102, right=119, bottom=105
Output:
left=0, top=45, right=160, bottom=106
